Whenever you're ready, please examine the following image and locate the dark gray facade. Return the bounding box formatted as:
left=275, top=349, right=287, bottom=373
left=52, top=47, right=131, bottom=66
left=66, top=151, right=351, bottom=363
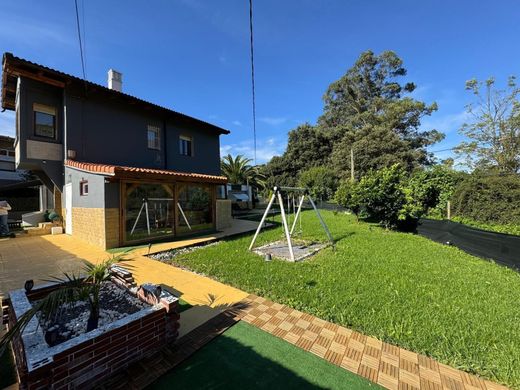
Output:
left=15, top=75, right=224, bottom=190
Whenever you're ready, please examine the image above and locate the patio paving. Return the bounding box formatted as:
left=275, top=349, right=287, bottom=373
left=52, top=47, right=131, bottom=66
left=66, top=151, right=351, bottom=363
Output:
left=0, top=232, right=511, bottom=390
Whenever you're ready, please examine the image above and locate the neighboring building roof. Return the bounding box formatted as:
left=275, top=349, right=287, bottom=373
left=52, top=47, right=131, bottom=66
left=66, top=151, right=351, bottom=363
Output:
left=65, top=160, right=228, bottom=184
left=1, top=52, right=230, bottom=135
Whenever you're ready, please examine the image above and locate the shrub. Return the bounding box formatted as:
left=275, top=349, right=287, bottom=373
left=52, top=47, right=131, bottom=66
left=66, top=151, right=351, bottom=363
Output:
left=404, top=166, right=463, bottom=219
left=335, top=180, right=360, bottom=217
left=451, top=172, right=520, bottom=225
left=298, top=166, right=338, bottom=201
left=349, top=164, right=407, bottom=228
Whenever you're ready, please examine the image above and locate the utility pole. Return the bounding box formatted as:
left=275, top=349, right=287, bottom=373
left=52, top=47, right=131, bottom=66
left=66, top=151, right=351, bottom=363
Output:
left=350, top=148, right=355, bottom=181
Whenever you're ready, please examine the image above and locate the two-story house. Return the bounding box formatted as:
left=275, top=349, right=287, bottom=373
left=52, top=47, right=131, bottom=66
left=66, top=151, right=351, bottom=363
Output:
left=1, top=52, right=231, bottom=249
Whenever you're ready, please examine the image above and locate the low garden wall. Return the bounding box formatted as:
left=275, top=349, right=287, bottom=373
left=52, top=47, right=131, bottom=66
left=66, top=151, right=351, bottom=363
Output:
left=5, top=276, right=180, bottom=390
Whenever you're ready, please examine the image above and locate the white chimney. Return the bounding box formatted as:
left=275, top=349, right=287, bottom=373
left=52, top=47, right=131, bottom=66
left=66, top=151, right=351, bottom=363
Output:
left=108, top=69, right=122, bottom=92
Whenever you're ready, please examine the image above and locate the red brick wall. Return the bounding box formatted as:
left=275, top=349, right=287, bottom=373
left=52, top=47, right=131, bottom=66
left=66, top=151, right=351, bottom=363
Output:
left=10, top=294, right=179, bottom=389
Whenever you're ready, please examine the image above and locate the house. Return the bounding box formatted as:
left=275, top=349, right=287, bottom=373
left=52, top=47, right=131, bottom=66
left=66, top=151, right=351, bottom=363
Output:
left=1, top=52, right=231, bottom=249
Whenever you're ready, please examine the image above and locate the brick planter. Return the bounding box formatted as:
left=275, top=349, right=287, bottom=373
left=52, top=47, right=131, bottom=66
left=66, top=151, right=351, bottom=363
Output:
left=5, top=274, right=180, bottom=390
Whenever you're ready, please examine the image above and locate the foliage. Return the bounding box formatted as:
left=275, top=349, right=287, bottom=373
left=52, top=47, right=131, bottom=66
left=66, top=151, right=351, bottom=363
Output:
left=341, top=164, right=408, bottom=228
left=450, top=171, right=520, bottom=225
left=164, top=210, right=520, bottom=389
left=298, top=166, right=338, bottom=201
left=220, top=154, right=265, bottom=189
left=322, top=50, right=442, bottom=178
left=334, top=180, right=360, bottom=217
left=0, top=256, right=125, bottom=357
left=450, top=216, right=520, bottom=237
left=404, top=166, right=463, bottom=219
left=456, top=77, right=520, bottom=173
left=263, top=50, right=443, bottom=186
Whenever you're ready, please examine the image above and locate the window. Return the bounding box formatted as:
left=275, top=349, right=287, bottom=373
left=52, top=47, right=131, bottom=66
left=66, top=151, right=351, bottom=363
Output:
left=33, top=103, right=56, bottom=139
left=80, top=181, right=89, bottom=196
left=147, top=125, right=161, bottom=150
left=179, top=135, right=192, bottom=156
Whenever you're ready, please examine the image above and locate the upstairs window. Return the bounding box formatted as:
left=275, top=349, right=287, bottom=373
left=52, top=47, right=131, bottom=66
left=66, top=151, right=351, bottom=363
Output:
left=147, top=125, right=161, bottom=150
left=179, top=135, right=192, bottom=156
left=33, top=103, right=56, bottom=139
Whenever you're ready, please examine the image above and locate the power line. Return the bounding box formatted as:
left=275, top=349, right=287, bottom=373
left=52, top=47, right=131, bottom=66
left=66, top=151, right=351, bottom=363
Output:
left=74, top=0, right=87, bottom=85
left=248, top=0, right=257, bottom=165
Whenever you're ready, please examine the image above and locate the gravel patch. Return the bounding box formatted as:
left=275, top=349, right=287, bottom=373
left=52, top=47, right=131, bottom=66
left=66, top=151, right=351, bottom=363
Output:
left=36, top=282, right=149, bottom=345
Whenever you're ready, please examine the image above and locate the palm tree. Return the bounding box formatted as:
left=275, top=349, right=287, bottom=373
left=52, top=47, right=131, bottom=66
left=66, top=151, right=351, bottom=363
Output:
left=221, top=154, right=266, bottom=189
left=0, top=255, right=126, bottom=356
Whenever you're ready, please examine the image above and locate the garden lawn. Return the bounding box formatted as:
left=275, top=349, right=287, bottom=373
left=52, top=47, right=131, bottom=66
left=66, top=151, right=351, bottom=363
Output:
left=162, top=210, right=520, bottom=389
left=149, top=321, right=377, bottom=389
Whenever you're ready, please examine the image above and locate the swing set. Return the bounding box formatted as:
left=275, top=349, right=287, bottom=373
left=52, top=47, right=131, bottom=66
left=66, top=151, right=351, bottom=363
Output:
left=248, top=186, right=335, bottom=262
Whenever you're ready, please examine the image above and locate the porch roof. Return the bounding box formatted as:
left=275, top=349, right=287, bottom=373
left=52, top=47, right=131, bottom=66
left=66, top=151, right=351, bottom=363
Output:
left=65, top=160, right=228, bottom=184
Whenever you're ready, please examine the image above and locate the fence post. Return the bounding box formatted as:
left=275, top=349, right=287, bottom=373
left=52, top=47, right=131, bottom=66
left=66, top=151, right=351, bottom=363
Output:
left=447, top=201, right=451, bottom=220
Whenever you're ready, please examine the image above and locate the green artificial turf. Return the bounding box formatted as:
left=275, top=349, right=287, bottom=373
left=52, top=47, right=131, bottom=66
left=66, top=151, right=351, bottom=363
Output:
left=149, top=321, right=378, bottom=389
left=158, top=210, right=520, bottom=389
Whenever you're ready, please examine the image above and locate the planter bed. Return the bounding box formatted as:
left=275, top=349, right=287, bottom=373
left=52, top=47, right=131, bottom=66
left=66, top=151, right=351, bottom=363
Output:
left=4, top=270, right=180, bottom=390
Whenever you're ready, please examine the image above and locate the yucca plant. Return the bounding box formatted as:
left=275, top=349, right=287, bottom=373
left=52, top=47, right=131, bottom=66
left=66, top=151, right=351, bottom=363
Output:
left=0, top=255, right=126, bottom=357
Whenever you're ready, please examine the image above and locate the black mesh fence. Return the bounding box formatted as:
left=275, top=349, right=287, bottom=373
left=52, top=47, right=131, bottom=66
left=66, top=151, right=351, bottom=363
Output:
left=417, top=219, right=520, bottom=270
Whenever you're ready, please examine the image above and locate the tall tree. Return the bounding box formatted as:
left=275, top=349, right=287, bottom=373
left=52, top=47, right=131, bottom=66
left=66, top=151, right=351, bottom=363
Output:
left=322, top=50, right=442, bottom=178
left=456, top=77, right=520, bottom=173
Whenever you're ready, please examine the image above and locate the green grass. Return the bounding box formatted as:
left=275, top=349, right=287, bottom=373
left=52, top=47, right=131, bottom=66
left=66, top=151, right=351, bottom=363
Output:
left=149, top=321, right=378, bottom=389
left=451, top=216, right=520, bottom=236
left=159, top=210, right=520, bottom=389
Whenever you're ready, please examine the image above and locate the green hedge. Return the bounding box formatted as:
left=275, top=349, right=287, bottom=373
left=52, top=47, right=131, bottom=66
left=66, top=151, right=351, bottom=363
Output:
left=451, top=173, right=520, bottom=226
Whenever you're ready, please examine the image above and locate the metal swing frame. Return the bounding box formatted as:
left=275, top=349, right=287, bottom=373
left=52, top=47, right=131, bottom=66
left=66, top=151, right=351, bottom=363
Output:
left=248, top=186, right=334, bottom=261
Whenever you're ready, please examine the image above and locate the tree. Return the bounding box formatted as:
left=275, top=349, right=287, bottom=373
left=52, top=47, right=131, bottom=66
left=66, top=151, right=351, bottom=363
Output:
left=456, top=77, right=520, bottom=173
left=262, top=50, right=442, bottom=186
left=220, top=154, right=265, bottom=189
left=0, top=256, right=125, bottom=356
left=322, top=50, right=442, bottom=178
left=298, top=166, right=338, bottom=201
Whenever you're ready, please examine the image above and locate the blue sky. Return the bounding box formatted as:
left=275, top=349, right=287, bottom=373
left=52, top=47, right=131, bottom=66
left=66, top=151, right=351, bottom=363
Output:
left=1, top=0, right=519, bottom=166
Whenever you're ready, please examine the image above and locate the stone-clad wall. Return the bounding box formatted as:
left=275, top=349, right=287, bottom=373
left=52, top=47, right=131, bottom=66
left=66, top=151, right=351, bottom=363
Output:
left=105, top=208, right=120, bottom=249
left=72, top=207, right=106, bottom=248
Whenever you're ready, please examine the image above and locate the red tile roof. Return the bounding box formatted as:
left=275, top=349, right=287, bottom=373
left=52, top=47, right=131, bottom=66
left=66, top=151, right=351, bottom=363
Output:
left=65, top=160, right=227, bottom=184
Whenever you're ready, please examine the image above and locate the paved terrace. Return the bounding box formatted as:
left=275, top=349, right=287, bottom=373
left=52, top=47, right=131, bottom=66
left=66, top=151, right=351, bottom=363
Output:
left=0, top=232, right=510, bottom=390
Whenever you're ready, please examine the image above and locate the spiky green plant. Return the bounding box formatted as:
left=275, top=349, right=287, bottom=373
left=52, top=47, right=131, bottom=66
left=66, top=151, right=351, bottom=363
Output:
left=220, top=154, right=266, bottom=189
left=0, top=255, right=126, bottom=356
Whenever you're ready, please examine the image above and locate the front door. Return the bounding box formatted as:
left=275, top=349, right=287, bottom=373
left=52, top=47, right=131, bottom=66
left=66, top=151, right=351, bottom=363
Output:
left=64, top=183, right=72, bottom=234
